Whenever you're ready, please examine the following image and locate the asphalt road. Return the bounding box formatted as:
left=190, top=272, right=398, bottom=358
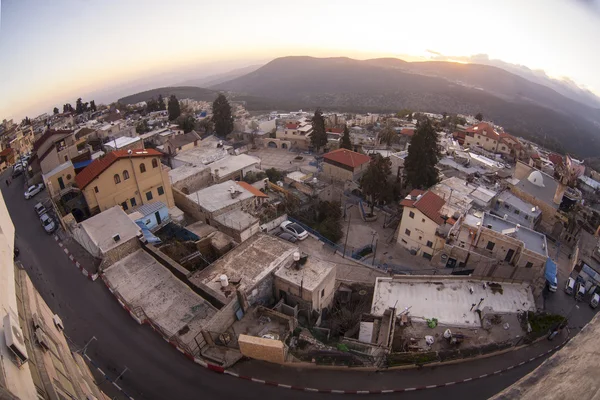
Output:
left=2, top=171, right=594, bottom=400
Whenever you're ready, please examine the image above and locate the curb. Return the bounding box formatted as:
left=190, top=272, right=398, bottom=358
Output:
left=54, top=235, right=98, bottom=281
left=99, top=270, right=571, bottom=395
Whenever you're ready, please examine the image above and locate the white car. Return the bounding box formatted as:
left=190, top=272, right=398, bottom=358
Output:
left=39, top=213, right=57, bottom=234
left=34, top=202, right=47, bottom=216
left=280, top=221, right=308, bottom=241
left=24, top=183, right=44, bottom=199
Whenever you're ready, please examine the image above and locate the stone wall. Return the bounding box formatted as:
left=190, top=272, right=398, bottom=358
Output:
left=171, top=168, right=212, bottom=194
left=238, top=334, right=286, bottom=364
left=172, top=188, right=205, bottom=221
left=99, top=237, right=141, bottom=270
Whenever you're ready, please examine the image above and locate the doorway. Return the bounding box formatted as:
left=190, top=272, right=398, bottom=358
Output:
left=505, top=249, right=515, bottom=263
left=58, top=177, right=65, bottom=190
left=155, top=211, right=161, bottom=225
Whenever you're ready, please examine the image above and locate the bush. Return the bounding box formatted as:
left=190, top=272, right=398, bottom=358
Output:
left=243, top=171, right=267, bottom=184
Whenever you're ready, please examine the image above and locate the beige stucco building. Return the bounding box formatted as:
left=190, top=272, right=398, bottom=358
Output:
left=42, top=160, right=76, bottom=198
left=75, top=149, right=174, bottom=214
left=322, top=148, right=371, bottom=182
left=275, top=119, right=313, bottom=150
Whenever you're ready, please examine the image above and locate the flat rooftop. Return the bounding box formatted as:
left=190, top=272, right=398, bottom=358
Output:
left=497, top=191, right=541, bottom=218
left=188, top=233, right=297, bottom=304
left=103, top=249, right=217, bottom=351
left=482, top=213, right=548, bottom=256
left=371, top=276, right=536, bottom=328
left=213, top=209, right=258, bottom=230
left=105, top=136, right=141, bottom=149
left=168, top=163, right=209, bottom=185
left=79, top=206, right=141, bottom=254
left=274, top=257, right=335, bottom=292
left=209, top=154, right=260, bottom=177
left=187, top=180, right=254, bottom=213
left=174, top=136, right=231, bottom=166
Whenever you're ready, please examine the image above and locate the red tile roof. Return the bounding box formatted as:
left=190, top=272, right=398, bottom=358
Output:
left=548, top=153, right=564, bottom=166
left=285, top=123, right=299, bottom=129
left=400, top=128, right=415, bottom=136
left=465, top=123, right=499, bottom=140
left=326, top=127, right=344, bottom=134
left=323, top=149, right=371, bottom=169
left=75, top=148, right=161, bottom=189
left=0, top=148, right=13, bottom=157
left=404, top=190, right=446, bottom=225
left=236, top=181, right=268, bottom=198
left=400, top=189, right=425, bottom=207
left=530, top=153, right=541, bottom=160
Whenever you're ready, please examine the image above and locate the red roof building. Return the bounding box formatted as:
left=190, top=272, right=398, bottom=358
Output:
left=236, top=181, right=268, bottom=198
left=400, top=128, right=415, bottom=137
left=75, top=148, right=161, bottom=189
left=322, top=149, right=371, bottom=182
left=326, top=127, right=344, bottom=134
left=285, top=122, right=299, bottom=130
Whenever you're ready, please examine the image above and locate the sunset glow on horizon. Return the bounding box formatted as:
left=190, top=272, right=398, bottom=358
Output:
left=1, top=0, right=599, bottom=119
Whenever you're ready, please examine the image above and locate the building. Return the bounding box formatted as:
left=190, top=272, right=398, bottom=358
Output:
left=208, top=154, right=261, bottom=183
left=30, top=128, right=83, bottom=175
left=274, top=118, right=313, bottom=150
left=397, top=190, right=457, bottom=260
left=96, top=120, right=135, bottom=140
left=0, top=192, right=106, bottom=400
left=75, top=149, right=174, bottom=215
left=42, top=160, right=76, bottom=198
left=491, top=191, right=541, bottom=229
left=172, top=136, right=232, bottom=169
left=322, top=148, right=371, bottom=182
left=497, top=133, right=524, bottom=159
left=164, top=130, right=201, bottom=155
left=168, top=164, right=212, bottom=195
left=463, top=122, right=501, bottom=152
left=570, top=230, right=600, bottom=294
left=103, top=136, right=143, bottom=152
left=274, top=256, right=337, bottom=312
left=578, top=175, right=600, bottom=195
left=446, top=213, right=548, bottom=291
left=128, top=201, right=170, bottom=231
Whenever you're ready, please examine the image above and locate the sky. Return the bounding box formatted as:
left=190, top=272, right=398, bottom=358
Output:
left=1, top=0, right=600, bottom=120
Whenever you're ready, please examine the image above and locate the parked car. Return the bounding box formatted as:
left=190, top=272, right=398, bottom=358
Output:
left=590, top=293, right=599, bottom=309
left=39, top=213, right=57, bottom=234
left=12, top=165, right=23, bottom=178
left=280, top=220, right=308, bottom=241
left=34, top=202, right=47, bottom=216
left=275, top=231, right=298, bottom=243
left=575, top=282, right=586, bottom=301
left=24, top=183, right=44, bottom=199
left=565, top=277, right=575, bottom=295
left=547, top=276, right=558, bottom=293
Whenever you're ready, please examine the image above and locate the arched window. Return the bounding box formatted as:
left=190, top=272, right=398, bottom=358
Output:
left=140, top=163, right=146, bottom=173
left=114, top=174, right=121, bottom=184
left=152, top=158, right=159, bottom=168
left=123, top=170, right=130, bottom=180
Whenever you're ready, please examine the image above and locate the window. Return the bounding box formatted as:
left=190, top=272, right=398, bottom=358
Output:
left=476, top=142, right=480, bottom=145
left=140, top=163, right=146, bottom=173
left=123, top=170, right=130, bottom=180
left=422, top=218, right=425, bottom=223
left=422, top=252, right=432, bottom=260
left=504, top=203, right=510, bottom=209
left=321, top=289, right=325, bottom=298
left=64, top=155, right=68, bottom=161
left=525, top=262, right=533, bottom=269
left=157, top=186, right=164, bottom=196
left=486, top=241, right=495, bottom=251
left=94, top=186, right=99, bottom=193
left=405, top=229, right=411, bottom=236
left=146, top=191, right=153, bottom=201
left=409, top=211, right=415, bottom=219
left=514, top=209, right=520, bottom=215
left=485, top=138, right=489, bottom=142
left=114, top=174, right=121, bottom=184
left=130, top=197, right=137, bottom=207
left=66, top=174, right=72, bottom=180
left=426, top=240, right=433, bottom=248
left=121, top=201, right=128, bottom=211
left=152, top=158, right=159, bottom=168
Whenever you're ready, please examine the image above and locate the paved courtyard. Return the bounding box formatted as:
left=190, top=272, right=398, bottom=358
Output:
left=248, top=148, right=317, bottom=173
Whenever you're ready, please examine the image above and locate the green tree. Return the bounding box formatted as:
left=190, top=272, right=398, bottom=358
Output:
left=310, top=108, right=327, bottom=151
left=360, top=154, right=392, bottom=212
left=136, top=120, right=149, bottom=134
left=265, top=167, right=283, bottom=183
left=75, top=98, right=89, bottom=114
left=243, top=171, right=267, bottom=184
left=379, top=126, right=397, bottom=147
left=475, top=112, right=483, bottom=121
left=157, top=94, right=166, bottom=111
left=340, top=125, right=352, bottom=150
left=63, top=103, right=74, bottom=113
left=90, top=100, right=97, bottom=112
left=211, top=93, right=234, bottom=138
left=396, top=109, right=412, bottom=119
left=53, top=107, right=59, bottom=115
left=177, top=115, right=196, bottom=133
left=316, top=201, right=343, bottom=243
left=168, top=95, right=181, bottom=121
left=198, top=118, right=214, bottom=134
left=404, top=118, right=440, bottom=189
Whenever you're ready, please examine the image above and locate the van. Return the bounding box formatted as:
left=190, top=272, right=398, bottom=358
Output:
left=591, top=293, right=600, bottom=309
left=575, top=282, right=586, bottom=301
left=565, top=277, right=575, bottom=295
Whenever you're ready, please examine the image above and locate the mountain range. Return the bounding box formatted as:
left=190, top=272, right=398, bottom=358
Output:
left=211, top=56, right=600, bottom=156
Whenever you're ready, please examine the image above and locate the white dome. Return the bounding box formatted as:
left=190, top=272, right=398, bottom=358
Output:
left=527, top=170, right=545, bottom=187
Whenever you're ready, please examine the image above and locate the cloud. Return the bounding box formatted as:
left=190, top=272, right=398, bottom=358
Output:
left=425, top=49, right=443, bottom=56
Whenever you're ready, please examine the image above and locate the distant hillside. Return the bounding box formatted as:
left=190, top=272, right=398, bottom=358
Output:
left=178, top=64, right=263, bottom=88
left=212, top=56, right=600, bottom=156
left=118, top=86, right=218, bottom=104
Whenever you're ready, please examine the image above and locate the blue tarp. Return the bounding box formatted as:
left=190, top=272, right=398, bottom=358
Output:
left=73, top=160, right=92, bottom=169
left=135, top=221, right=162, bottom=244
left=545, top=258, right=557, bottom=283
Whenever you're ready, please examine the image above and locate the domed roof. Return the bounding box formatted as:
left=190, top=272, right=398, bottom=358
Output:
left=527, top=170, right=545, bottom=187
